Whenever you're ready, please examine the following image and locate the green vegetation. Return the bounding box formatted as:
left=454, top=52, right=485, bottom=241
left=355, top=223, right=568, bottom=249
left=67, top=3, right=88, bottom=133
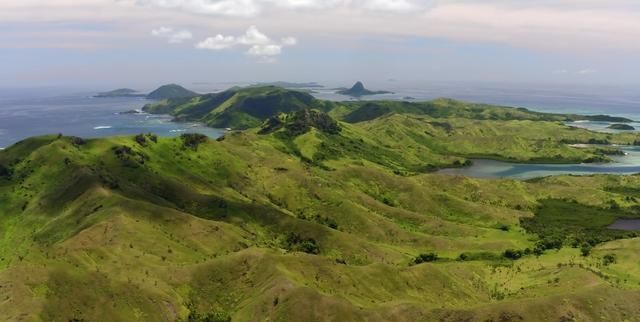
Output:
left=147, top=84, right=198, bottom=100
left=143, top=86, right=337, bottom=129
left=413, top=252, right=439, bottom=264
left=4, top=88, right=640, bottom=321
left=253, top=81, right=324, bottom=88
left=521, top=199, right=640, bottom=250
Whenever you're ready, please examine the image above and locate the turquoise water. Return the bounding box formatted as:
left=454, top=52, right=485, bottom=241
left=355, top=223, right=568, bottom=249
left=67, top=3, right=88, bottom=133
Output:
left=437, top=146, right=640, bottom=179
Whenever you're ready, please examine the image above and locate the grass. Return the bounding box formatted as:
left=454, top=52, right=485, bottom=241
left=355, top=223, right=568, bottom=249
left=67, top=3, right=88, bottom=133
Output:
left=3, top=90, right=640, bottom=321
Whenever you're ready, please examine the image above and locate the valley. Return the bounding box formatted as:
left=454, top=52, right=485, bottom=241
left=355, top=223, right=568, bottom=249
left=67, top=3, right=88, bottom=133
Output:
left=2, top=87, right=640, bottom=321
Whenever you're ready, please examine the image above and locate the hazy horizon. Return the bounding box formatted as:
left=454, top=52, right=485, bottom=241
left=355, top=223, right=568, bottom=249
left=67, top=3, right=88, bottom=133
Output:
left=2, top=0, right=640, bottom=89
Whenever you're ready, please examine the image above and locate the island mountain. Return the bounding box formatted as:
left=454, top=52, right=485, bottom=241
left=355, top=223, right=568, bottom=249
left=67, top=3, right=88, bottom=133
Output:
left=146, top=83, right=198, bottom=100
left=336, top=81, right=393, bottom=97
left=95, top=84, right=198, bottom=100
left=94, top=88, right=145, bottom=98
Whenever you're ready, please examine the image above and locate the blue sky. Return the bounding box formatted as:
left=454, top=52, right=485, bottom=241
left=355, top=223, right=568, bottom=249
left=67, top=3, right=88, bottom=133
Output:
left=1, top=0, right=640, bottom=89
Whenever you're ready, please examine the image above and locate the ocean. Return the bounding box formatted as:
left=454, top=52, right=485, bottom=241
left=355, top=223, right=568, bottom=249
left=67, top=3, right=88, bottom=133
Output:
left=0, top=81, right=638, bottom=149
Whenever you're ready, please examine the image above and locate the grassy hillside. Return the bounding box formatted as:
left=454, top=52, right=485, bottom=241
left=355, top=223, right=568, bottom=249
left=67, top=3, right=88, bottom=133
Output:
left=143, top=86, right=337, bottom=129
left=4, top=91, right=640, bottom=321
left=147, top=84, right=198, bottom=100
left=3, top=129, right=640, bottom=321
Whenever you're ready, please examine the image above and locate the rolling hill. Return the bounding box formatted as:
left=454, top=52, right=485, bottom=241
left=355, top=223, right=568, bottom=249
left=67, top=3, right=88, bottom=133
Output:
left=3, top=89, right=640, bottom=321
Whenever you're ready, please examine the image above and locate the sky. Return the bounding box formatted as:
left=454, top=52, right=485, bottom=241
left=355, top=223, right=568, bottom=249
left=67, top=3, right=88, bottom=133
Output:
left=1, top=0, right=640, bottom=89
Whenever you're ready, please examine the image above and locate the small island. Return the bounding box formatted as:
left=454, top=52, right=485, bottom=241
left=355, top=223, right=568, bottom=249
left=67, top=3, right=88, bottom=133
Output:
left=95, top=84, right=198, bottom=100
left=94, top=88, right=145, bottom=98
left=336, top=81, right=393, bottom=97
left=608, top=123, right=635, bottom=130
left=146, top=84, right=198, bottom=100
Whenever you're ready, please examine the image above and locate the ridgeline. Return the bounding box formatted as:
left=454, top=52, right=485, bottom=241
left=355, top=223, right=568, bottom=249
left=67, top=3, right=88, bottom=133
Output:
left=2, top=86, right=640, bottom=321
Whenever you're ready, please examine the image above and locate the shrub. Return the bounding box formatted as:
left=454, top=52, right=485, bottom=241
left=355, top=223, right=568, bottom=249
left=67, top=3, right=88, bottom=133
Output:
left=188, top=311, right=231, bottom=322
left=0, top=163, right=11, bottom=178
left=134, top=133, right=147, bottom=146
left=414, top=252, right=438, bottom=264
left=284, top=233, right=320, bottom=255
left=457, top=251, right=501, bottom=261
left=70, top=136, right=86, bottom=146
left=181, top=133, right=208, bottom=149
left=580, top=244, right=592, bottom=257
left=602, top=253, right=617, bottom=266
left=312, top=215, right=338, bottom=230
left=502, top=249, right=523, bottom=260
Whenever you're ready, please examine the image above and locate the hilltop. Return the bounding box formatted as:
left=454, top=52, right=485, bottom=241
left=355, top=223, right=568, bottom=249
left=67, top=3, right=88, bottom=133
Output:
left=143, top=86, right=337, bottom=129
left=336, top=81, right=393, bottom=97
left=3, top=88, right=640, bottom=321
left=253, top=81, right=324, bottom=88
left=146, top=84, right=198, bottom=100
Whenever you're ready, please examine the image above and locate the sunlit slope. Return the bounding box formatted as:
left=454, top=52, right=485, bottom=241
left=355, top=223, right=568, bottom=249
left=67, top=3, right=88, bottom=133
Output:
left=2, top=119, right=640, bottom=321
left=143, top=86, right=338, bottom=129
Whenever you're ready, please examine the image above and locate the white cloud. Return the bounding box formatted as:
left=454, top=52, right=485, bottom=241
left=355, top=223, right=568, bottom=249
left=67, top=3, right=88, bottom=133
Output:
left=237, top=26, right=271, bottom=45
left=362, top=0, right=416, bottom=12
left=137, top=0, right=261, bottom=17
left=196, top=25, right=296, bottom=60
left=281, top=37, right=297, bottom=46
left=577, top=69, right=597, bottom=75
left=151, top=26, right=193, bottom=43
left=195, top=34, right=237, bottom=49
left=248, top=44, right=281, bottom=56
left=134, top=0, right=422, bottom=17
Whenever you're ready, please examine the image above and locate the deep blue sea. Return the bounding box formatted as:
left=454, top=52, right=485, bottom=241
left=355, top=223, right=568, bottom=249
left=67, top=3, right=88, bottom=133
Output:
left=0, top=89, right=223, bottom=149
left=1, top=81, right=639, bottom=155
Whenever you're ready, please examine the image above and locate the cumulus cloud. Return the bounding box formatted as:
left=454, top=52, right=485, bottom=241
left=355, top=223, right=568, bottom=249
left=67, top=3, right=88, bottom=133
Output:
left=196, top=26, right=296, bottom=61
left=151, top=26, right=193, bottom=43
left=195, top=34, right=237, bottom=49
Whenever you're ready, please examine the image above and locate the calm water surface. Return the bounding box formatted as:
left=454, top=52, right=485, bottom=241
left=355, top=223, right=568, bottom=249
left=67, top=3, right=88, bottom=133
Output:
left=0, top=91, right=222, bottom=148
left=609, top=219, right=640, bottom=231
left=437, top=146, right=640, bottom=179
left=1, top=82, right=640, bottom=181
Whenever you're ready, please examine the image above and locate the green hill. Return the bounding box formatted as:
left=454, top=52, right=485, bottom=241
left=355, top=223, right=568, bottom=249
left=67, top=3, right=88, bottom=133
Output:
left=146, top=84, right=198, bottom=100
left=4, top=91, right=640, bottom=321
left=143, top=86, right=337, bottom=129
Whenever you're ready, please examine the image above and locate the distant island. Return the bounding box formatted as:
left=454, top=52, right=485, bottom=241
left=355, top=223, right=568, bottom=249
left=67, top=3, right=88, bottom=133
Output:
left=146, top=84, right=198, bottom=100
left=94, top=88, right=145, bottom=98
left=336, top=81, right=393, bottom=97
left=253, top=81, right=324, bottom=89
left=608, top=123, right=636, bottom=130
left=95, top=84, right=198, bottom=100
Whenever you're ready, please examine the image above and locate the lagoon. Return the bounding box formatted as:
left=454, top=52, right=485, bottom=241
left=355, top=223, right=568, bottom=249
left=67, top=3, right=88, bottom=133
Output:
left=437, top=146, right=640, bottom=179
left=609, top=219, right=640, bottom=231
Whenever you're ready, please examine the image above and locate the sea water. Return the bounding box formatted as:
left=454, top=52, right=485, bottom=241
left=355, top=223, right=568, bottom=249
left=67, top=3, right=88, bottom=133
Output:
left=0, top=89, right=223, bottom=148
left=1, top=81, right=638, bottom=156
